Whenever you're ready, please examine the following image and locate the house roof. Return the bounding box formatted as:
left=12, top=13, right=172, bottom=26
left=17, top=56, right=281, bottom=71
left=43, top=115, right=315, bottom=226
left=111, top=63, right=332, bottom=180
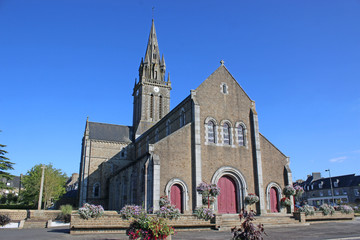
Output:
left=88, top=122, right=132, bottom=143
left=303, top=174, right=360, bottom=191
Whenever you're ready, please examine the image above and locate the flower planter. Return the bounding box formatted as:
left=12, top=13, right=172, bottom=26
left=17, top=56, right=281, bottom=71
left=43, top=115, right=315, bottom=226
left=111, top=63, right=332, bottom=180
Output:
left=130, top=235, right=171, bottom=240
left=293, top=211, right=355, bottom=223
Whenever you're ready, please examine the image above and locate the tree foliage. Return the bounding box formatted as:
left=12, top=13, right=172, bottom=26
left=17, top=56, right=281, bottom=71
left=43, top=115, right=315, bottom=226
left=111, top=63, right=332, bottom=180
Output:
left=22, top=164, right=67, bottom=209
left=0, top=132, right=15, bottom=189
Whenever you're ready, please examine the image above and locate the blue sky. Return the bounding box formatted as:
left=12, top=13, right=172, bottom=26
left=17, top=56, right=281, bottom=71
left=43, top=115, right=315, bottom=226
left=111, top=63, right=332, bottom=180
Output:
left=1, top=0, right=359, bottom=181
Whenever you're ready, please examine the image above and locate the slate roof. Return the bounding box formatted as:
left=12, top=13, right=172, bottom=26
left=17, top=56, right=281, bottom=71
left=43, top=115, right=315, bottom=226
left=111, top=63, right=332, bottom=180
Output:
left=88, top=122, right=132, bottom=143
left=303, top=174, right=360, bottom=191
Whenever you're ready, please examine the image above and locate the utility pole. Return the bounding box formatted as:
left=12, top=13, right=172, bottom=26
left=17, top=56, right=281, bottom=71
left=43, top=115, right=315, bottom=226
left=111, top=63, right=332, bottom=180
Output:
left=325, top=169, right=335, bottom=205
left=38, top=165, right=45, bottom=210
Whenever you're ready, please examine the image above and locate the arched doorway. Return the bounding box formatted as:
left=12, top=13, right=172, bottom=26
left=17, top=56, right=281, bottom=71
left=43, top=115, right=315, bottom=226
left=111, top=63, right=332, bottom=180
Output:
left=170, top=184, right=183, bottom=213
left=270, top=187, right=279, bottom=213
left=217, top=176, right=238, bottom=214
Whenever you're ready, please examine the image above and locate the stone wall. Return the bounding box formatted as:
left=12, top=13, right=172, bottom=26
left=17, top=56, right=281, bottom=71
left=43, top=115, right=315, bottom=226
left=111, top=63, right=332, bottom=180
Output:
left=70, top=213, right=215, bottom=234
left=0, top=209, right=77, bottom=221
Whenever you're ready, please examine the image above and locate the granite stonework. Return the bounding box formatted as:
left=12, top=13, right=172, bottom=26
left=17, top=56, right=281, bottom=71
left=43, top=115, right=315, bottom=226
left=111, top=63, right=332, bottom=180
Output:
left=78, top=20, right=292, bottom=216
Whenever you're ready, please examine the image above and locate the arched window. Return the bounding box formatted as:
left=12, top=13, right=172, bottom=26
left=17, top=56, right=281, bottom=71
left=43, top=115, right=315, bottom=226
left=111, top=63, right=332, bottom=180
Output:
left=159, top=96, right=163, bottom=119
left=207, top=121, right=216, bottom=143
left=150, top=94, right=154, bottom=119
left=237, top=125, right=245, bottom=146
left=180, top=109, right=185, bottom=127
left=223, top=123, right=230, bottom=145
left=166, top=119, right=171, bottom=136
left=93, top=183, right=100, bottom=198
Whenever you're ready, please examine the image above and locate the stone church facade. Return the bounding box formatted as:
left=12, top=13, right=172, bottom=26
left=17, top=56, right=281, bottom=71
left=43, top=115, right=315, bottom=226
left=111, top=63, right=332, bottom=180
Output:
left=78, top=20, right=293, bottom=215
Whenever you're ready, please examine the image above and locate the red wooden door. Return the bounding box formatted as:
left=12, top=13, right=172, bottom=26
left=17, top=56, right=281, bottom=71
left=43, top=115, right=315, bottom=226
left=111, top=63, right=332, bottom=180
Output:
left=170, top=184, right=183, bottom=213
left=218, top=176, right=238, bottom=214
left=270, top=187, right=279, bottom=213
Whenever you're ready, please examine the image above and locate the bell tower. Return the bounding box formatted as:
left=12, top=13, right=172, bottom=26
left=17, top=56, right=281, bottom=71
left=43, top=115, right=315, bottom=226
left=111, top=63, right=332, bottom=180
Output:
left=133, top=20, right=171, bottom=139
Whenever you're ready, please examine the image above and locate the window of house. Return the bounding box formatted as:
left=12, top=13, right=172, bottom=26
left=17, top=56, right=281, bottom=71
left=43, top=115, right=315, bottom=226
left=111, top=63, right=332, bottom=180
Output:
left=343, top=190, right=347, bottom=195
left=153, top=54, right=156, bottom=59
left=6, top=182, right=10, bottom=186
left=318, top=182, right=323, bottom=189
left=319, top=191, right=324, bottom=196
left=334, top=189, right=339, bottom=195
left=334, top=181, right=339, bottom=187
left=328, top=190, right=332, bottom=196
left=223, top=123, right=230, bottom=145
left=237, top=125, right=245, bottom=146
left=93, top=183, right=100, bottom=198
left=207, top=121, right=216, bottom=143
left=311, top=185, right=314, bottom=190
left=354, top=189, right=360, bottom=196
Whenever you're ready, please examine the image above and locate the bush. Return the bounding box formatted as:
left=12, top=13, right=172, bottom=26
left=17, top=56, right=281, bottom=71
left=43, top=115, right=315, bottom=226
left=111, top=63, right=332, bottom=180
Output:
left=245, top=194, right=259, bottom=205
left=319, top=204, right=335, bottom=215
left=59, top=204, right=73, bottom=223
left=0, top=214, right=11, bottom=226
left=194, top=206, right=214, bottom=221
left=282, top=185, right=296, bottom=197
left=280, top=197, right=291, bottom=208
left=78, top=203, right=104, bottom=219
left=231, top=210, right=266, bottom=240
left=119, top=205, right=146, bottom=220
left=159, top=196, right=171, bottom=207
left=298, top=205, right=315, bottom=216
left=156, top=205, right=180, bottom=220
left=339, top=205, right=354, bottom=214
left=127, top=215, right=174, bottom=240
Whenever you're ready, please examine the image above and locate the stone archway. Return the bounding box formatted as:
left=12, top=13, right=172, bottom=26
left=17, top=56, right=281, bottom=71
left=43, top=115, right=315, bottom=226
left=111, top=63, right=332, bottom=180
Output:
left=266, top=182, right=282, bottom=213
left=211, top=166, right=247, bottom=213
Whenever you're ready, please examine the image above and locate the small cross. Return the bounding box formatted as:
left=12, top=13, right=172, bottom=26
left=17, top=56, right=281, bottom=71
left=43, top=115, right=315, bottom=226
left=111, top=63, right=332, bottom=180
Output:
left=220, top=60, right=224, bottom=65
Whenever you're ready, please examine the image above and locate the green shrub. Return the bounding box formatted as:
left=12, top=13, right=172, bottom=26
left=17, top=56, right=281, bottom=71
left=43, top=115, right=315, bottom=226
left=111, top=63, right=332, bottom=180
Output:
left=0, top=214, right=11, bottom=226
left=59, top=204, right=73, bottom=223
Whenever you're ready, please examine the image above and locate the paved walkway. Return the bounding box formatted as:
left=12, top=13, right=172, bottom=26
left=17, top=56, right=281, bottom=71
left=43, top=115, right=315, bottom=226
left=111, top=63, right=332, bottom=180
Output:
left=1, top=218, right=360, bottom=240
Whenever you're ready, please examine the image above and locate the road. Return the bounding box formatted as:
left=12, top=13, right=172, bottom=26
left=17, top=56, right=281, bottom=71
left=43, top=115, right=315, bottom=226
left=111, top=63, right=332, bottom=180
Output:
left=1, top=218, right=360, bottom=240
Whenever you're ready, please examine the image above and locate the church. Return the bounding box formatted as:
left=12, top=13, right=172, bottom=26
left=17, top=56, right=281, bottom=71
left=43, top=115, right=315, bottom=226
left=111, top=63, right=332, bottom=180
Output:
left=78, top=20, right=293, bottom=215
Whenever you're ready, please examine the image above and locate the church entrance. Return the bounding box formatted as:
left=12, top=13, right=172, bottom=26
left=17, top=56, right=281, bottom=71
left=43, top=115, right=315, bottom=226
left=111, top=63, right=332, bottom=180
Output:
left=270, top=187, right=279, bottom=213
left=217, top=175, right=238, bottom=214
left=170, top=184, right=183, bottom=213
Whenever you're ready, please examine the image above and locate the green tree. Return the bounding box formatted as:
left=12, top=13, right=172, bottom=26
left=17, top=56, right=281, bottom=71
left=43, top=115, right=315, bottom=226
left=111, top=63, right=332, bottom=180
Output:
left=22, top=164, right=67, bottom=209
left=0, top=131, right=15, bottom=189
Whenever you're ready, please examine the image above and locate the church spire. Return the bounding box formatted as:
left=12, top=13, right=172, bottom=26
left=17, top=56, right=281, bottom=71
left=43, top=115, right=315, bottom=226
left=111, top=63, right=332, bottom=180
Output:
left=144, top=19, right=161, bottom=65
left=139, top=20, right=165, bottom=82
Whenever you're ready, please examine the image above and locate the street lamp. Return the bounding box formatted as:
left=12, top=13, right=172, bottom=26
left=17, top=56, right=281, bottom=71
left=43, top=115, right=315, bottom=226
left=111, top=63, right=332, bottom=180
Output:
left=325, top=169, right=335, bottom=205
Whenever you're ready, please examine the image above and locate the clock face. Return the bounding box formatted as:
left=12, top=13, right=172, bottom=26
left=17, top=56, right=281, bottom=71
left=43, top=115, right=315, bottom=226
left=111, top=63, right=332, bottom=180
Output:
left=154, top=87, right=159, bottom=93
